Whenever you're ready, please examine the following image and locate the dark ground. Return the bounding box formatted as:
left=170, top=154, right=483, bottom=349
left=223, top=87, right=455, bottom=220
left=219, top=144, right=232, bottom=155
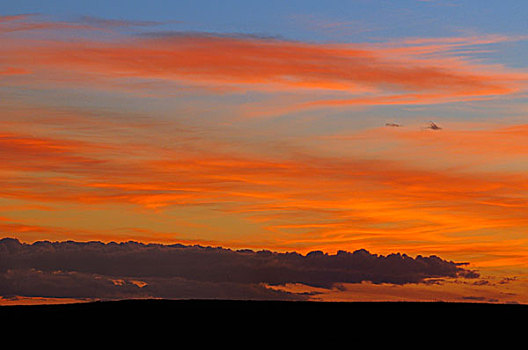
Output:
left=2, top=298, right=526, bottom=310
left=2, top=299, right=526, bottom=325
left=3, top=300, right=523, bottom=342
left=1, top=299, right=525, bottom=341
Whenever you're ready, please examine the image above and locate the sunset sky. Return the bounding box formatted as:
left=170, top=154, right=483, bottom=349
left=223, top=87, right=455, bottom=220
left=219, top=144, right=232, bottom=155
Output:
left=1, top=1, right=528, bottom=304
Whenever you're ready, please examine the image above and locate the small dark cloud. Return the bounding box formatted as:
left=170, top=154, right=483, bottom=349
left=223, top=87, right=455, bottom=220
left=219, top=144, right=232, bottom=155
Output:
left=472, top=279, right=491, bottom=286
left=424, top=121, right=442, bottom=130
left=0, top=237, right=478, bottom=300
left=385, top=123, right=402, bottom=127
left=462, top=296, right=499, bottom=303
left=456, top=269, right=480, bottom=279
left=498, top=277, right=517, bottom=285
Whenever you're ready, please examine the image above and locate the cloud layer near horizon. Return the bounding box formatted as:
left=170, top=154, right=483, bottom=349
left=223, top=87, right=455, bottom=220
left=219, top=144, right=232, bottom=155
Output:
left=0, top=238, right=477, bottom=300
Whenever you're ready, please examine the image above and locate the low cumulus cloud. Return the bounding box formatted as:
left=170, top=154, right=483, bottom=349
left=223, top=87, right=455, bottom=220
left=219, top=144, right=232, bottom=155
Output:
left=0, top=238, right=478, bottom=300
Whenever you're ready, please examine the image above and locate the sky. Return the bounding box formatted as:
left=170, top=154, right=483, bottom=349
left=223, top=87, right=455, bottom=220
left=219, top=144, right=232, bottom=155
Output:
left=1, top=1, right=528, bottom=304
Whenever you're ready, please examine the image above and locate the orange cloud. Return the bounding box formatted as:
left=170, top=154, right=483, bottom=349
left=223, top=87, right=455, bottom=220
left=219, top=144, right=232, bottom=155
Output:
left=0, top=14, right=34, bottom=23
left=325, top=123, right=528, bottom=167
left=0, top=67, right=29, bottom=75
left=0, top=14, right=102, bottom=34
left=273, top=277, right=528, bottom=304
left=2, top=120, right=528, bottom=271
left=1, top=23, right=526, bottom=108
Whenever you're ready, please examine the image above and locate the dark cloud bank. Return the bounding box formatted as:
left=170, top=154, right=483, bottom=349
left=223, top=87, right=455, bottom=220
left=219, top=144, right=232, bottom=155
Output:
left=0, top=238, right=478, bottom=301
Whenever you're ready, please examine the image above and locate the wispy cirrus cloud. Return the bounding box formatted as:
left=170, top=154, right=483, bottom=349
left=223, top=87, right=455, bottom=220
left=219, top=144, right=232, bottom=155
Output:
left=78, top=15, right=170, bottom=28
left=0, top=67, right=29, bottom=75
left=1, top=16, right=526, bottom=110
left=0, top=14, right=95, bottom=34
left=0, top=14, right=36, bottom=22
left=2, top=118, right=528, bottom=268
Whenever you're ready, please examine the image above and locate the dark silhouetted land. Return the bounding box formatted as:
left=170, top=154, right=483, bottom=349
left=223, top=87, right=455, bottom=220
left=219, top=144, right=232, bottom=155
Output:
left=2, top=299, right=526, bottom=319
left=3, top=299, right=526, bottom=335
